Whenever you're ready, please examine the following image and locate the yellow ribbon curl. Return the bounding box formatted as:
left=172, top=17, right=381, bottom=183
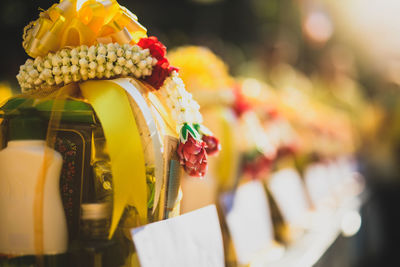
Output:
left=80, top=80, right=147, bottom=238
left=23, top=0, right=147, bottom=58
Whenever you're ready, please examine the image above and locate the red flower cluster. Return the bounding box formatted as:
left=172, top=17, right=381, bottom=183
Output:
left=232, top=87, right=251, bottom=118
left=243, top=155, right=273, bottom=179
left=202, top=135, right=221, bottom=156
left=177, top=134, right=208, bottom=177
left=137, top=36, right=178, bottom=89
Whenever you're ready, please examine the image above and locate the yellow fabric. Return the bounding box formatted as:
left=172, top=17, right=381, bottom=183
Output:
left=217, top=109, right=235, bottom=190
left=23, top=0, right=147, bottom=58
left=80, top=80, right=147, bottom=238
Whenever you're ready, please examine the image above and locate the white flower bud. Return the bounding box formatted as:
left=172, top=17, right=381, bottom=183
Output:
left=117, top=48, right=124, bottom=57
left=117, top=57, right=126, bottom=65
left=71, top=65, right=79, bottom=74
left=142, top=48, right=150, bottom=57
left=121, top=68, right=128, bottom=76
left=80, top=68, right=88, bottom=76
left=132, top=45, right=140, bottom=52
left=132, top=53, right=139, bottom=63
left=125, top=60, right=133, bottom=69
left=61, top=56, right=70, bottom=66
left=97, top=64, right=105, bottom=73
left=105, top=70, right=113, bottom=78
left=123, top=44, right=131, bottom=50
left=81, top=45, right=88, bottom=51
left=26, top=65, right=34, bottom=73
left=114, top=65, right=122, bottom=75
left=96, top=72, right=104, bottom=79
left=89, top=61, right=97, bottom=70
left=55, top=75, right=63, bottom=85
left=125, top=50, right=132, bottom=59
left=34, top=78, right=42, bottom=85
left=79, top=51, right=87, bottom=59
left=63, top=75, right=72, bottom=84
left=107, top=51, right=117, bottom=62
left=42, top=69, right=52, bottom=78
left=29, top=69, right=39, bottom=78
left=88, top=52, right=96, bottom=61
left=61, top=65, right=69, bottom=75
left=152, top=58, right=157, bottom=66
left=26, top=59, right=34, bottom=65
left=52, top=66, right=61, bottom=76
left=46, top=78, right=55, bottom=85
left=138, top=60, right=147, bottom=69
left=34, top=57, right=42, bottom=66
left=96, top=54, right=106, bottom=64
left=88, top=45, right=96, bottom=54
left=36, top=64, right=44, bottom=72
left=60, top=50, right=69, bottom=58
left=106, top=43, right=114, bottom=51
left=44, top=59, right=52, bottom=69
left=146, top=57, right=153, bottom=66
left=39, top=73, right=46, bottom=80
left=81, top=74, right=88, bottom=81
left=134, top=69, right=141, bottom=78
left=98, top=45, right=107, bottom=55
left=79, top=58, right=88, bottom=67
left=88, top=70, right=96, bottom=79
left=106, top=62, right=114, bottom=70
left=73, top=74, right=81, bottom=82
left=71, top=56, right=79, bottom=65
left=52, top=55, right=62, bottom=66
left=70, top=49, right=78, bottom=57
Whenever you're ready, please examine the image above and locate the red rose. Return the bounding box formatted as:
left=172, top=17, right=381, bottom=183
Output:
left=137, top=36, right=166, bottom=60
left=144, top=60, right=170, bottom=89
left=233, top=87, right=251, bottom=117
left=202, top=135, right=221, bottom=156
left=177, top=134, right=208, bottom=177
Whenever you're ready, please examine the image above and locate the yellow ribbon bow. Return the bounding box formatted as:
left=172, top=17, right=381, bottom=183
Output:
left=23, top=0, right=147, bottom=58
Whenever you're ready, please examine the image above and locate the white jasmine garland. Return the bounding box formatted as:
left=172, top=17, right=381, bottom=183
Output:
left=17, top=43, right=204, bottom=140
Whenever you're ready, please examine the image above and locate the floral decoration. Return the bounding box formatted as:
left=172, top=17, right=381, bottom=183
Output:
left=16, top=36, right=220, bottom=177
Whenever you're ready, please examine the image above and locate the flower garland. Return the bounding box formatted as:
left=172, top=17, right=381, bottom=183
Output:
left=17, top=36, right=220, bottom=177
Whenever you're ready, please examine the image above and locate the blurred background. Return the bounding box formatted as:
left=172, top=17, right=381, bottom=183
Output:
left=1, top=0, right=399, bottom=266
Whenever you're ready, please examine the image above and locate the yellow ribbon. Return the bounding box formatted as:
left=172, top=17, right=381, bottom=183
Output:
left=24, top=0, right=147, bottom=58
left=80, top=80, right=147, bottom=238
left=217, top=108, right=237, bottom=191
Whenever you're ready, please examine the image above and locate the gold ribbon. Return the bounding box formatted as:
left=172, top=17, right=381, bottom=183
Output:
left=217, top=108, right=237, bottom=191
left=24, top=0, right=147, bottom=58
left=80, top=80, right=147, bottom=238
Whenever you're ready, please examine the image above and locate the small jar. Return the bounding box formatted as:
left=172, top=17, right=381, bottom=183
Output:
left=80, top=203, right=111, bottom=241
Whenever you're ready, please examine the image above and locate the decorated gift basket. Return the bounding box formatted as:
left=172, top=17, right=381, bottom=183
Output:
left=0, top=1, right=219, bottom=266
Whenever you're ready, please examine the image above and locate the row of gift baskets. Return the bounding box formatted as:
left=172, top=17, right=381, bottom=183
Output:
left=0, top=1, right=375, bottom=266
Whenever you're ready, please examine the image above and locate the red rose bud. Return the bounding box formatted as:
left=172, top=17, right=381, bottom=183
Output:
left=137, top=36, right=167, bottom=60
left=144, top=62, right=170, bottom=89
left=202, top=135, right=221, bottom=156
left=177, top=134, right=208, bottom=177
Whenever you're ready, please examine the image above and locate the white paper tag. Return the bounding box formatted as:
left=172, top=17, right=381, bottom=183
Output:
left=221, top=180, right=275, bottom=265
left=268, top=168, right=310, bottom=226
left=131, top=205, right=225, bottom=267
left=304, top=163, right=333, bottom=208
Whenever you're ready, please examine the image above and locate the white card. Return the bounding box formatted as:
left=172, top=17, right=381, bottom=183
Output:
left=304, top=163, right=333, bottom=208
left=131, top=205, right=225, bottom=267
left=221, top=180, right=275, bottom=265
left=268, top=168, right=310, bottom=226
